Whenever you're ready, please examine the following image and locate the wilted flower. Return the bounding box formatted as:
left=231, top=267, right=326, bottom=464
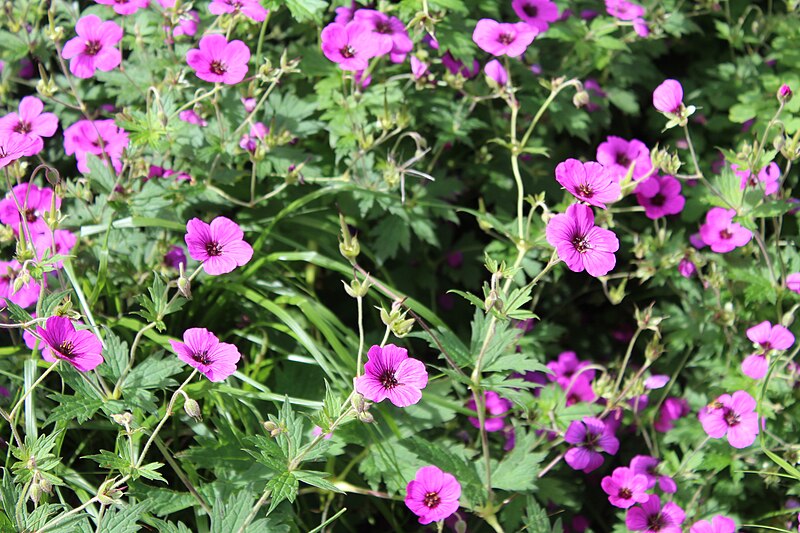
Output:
left=0, top=96, right=59, bottom=157
left=186, top=34, right=251, bottom=84
left=555, top=159, right=620, bottom=209
left=185, top=216, right=254, bottom=276
left=699, top=390, right=759, bottom=448
left=472, top=19, right=537, bottom=57
left=36, top=315, right=104, bottom=372
left=61, top=15, right=123, bottom=79
left=546, top=203, right=619, bottom=277
left=354, top=344, right=428, bottom=407
left=564, top=417, right=619, bottom=473
left=405, top=466, right=461, bottom=524
left=698, top=208, right=752, bottom=253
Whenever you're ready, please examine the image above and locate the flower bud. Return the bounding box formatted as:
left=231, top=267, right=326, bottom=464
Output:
left=177, top=273, right=192, bottom=300
left=262, top=420, right=284, bottom=438
left=778, top=83, right=793, bottom=104
left=343, top=275, right=371, bottom=298
left=338, top=213, right=360, bottom=264
left=97, top=479, right=125, bottom=506
left=183, top=398, right=202, bottom=422
left=572, top=90, right=590, bottom=108
left=111, top=412, right=133, bottom=430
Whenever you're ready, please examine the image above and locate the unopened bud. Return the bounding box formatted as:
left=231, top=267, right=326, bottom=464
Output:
left=183, top=398, right=202, bottom=421
left=111, top=412, right=133, bottom=430
left=778, top=83, right=793, bottom=104
left=342, top=275, right=371, bottom=298
left=338, top=213, right=360, bottom=264
left=97, top=479, right=125, bottom=506
left=13, top=270, right=31, bottom=293
left=262, top=420, right=284, bottom=437
left=572, top=90, right=590, bottom=108
left=177, top=263, right=192, bottom=299
left=29, top=483, right=42, bottom=505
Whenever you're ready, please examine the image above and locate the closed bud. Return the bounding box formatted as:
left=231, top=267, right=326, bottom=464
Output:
left=183, top=398, right=202, bottom=421
left=391, top=317, right=415, bottom=338
left=778, top=83, right=793, bottom=104
left=773, top=135, right=786, bottom=152
left=572, top=90, right=590, bottom=108
left=97, top=479, right=125, bottom=506
left=111, top=412, right=133, bottom=430
left=30, top=483, right=42, bottom=505
left=13, top=270, right=31, bottom=294
left=644, top=337, right=665, bottom=362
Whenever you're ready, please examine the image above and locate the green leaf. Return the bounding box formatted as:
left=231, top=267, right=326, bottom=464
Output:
left=523, top=495, right=551, bottom=533
left=84, top=154, right=117, bottom=194
left=492, top=430, right=545, bottom=491
left=210, top=491, right=255, bottom=533
left=44, top=395, right=121, bottom=425
left=266, top=471, right=299, bottom=515
left=96, top=502, right=148, bottom=532
left=135, top=462, right=167, bottom=483
left=763, top=447, right=800, bottom=482
left=284, top=0, right=327, bottom=23
left=98, top=331, right=129, bottom=382
left=294, top=471, right=344, bottom=493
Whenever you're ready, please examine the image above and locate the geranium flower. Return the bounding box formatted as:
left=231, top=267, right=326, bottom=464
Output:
left=678, top=258, right=696, bottom=278
left=0, top=132, right=37, bottom=168
left=208, top=0, right=268, bottom=22
left=787, top=272, right=800, bottom=294
left=512, top=0, right=560, bottom=33
left=635, top=175, right=685, bottom=219
left=630, top=455, right=677, bottom=493
left=178, top=109, right=207, bottom=126
left=546, top=203, right=619, bottom=277
left=170, top=328, right=241, bottom=382
left=698, top=208, right=752, bottom=253
left=405, top=466, right=461, bottom=525
left=605, top=0, right=646, bottom=20
left=411, top=57, right=429, bottom=80
left=354, top=344, right=428, bottom=407
left=653, top=79, right=684, bottom=114
left=63, top=119, right=129, bottom=174
left=547, top=351, right=595, bottom=387
left=239, top=122, right=268, bottom=153
left=173, top=11, right=200, bottom=38
left=0, top=260, right=40, bottom=309
left=61, top=15, right=123, bottom=79
left=472, top=19, right=537, bottom=57
left=654, top=398, right=690, bottom=433
left=186, top=34, right=250, bottom=85
left=736, top=162, right=780, bottom=195
left=466, top=391, right=512, bottom=432
left=699, top=390, right=759, bottom=448
left=185, top=216, right=254, bottom=275
left=321, top=21, right=381, bottom=71
left=164, top=245, right=186, bottom=269
left=36, top=315, right=103, bottom=372
left=442, top=52, right=480, bottom=78
left=0, top=97, right=59, bottom=156
left=596, top=136, right=653, bottom=181
left=555, top=159, right=620, bottom=209
left=601, top=467, right=649, bottom=509
left=690, top=515, right=736, bottom=533
left=626, top=495, right=685, bottom=533
left=0, top=183, right=61, bottom=235
left=95, top=0, right=149, bottom=15
left=353, top=9, right=412, bottom=62
left=742, top=320, right=794, bottom=379
left=484, top=59, right=508, bottom=86
left=564, top=416, right=619, bottom=473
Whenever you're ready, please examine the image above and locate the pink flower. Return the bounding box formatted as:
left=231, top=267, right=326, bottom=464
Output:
left=483, top=59, right=508, bottom=85
left=241, top=97, right=256, bottom=113
left=564, top=417, right=619, bottom=473
left=645, top=375, right=669, bottom=389
left=547, top=351, right=595, bottom=387
left=633, top=18, right=650, bottom=37
left=787, top=273, right=800, bottom=294
left=626, top=495, right=685, bottom=533
left=353, top=9, right=412, bottom=62
left=0, top=132, right=37, bottom=168
left=178, top=109, right=207, bottom=126
left=63, top=119, right=129, bottom=174
left=653, top=79, right=683, bottom=114
left=699, top=390, right=759, bottom=448
left=334, top=1, right=359, bottom=24
left=555, top=159, right=620, bottom=209
left=654, top=398, right=689, bottom=433
left=355, top=344, right=428, bottom=407
left=605, top=0, right=646, bottom=21
left=601, top=467, right=649, bottom=509
left=34, top=230, right=77, bottom=269
left=61, top=15, right=123, bottom=79
left=742, top=354, right=768, bottom=379
left=466, top=391, right=512, bottom=432
left=185, top=216, right=253, bottom=275
left=0, top=183, right=61, bottom=235
left=0, top=261, right=40, bottom=309
left=410, top=56, right=429, bottom=80
left=472, top=19, right=537, bottom=57
left=736, top=162, right=780, bottom=195
left=546, top=203, right=619, bottom=277
left=778, top=83, right=793, bottom=103
left=635, top=175, right=685, bottom=219
left=312, top=426, right=333, bottom=440
left=169, top=328, right=241, bottom=382
left=96, top=0, right=149, bottom=15
left=742, top=321, right=794, bottom=379
left=690, top=515, right=736, bottom=533
left=36, top=316, right=104, bottom=372
left=564, top=376, right=596, bottom=405
left=164, top=245, right=186, bottom=269
left=512, top=0, right=560, bottom=33
left=442, top=53, right=480, bottom=78
left=405, top=466, right=461, bottom=525
left=630, top=455, right=677, bottom=492
left=208, top=0, right=268, bottom=22
left=321, top=21, right=381, bottom=72
left=596, top=136, right=653, bottom=181
left=173, top=11, right=200, bottom=37
left=186, top=34, right=250, bottom=85
left=698, top=208, right=752, bottom=253
left=678, top=258, right=696, bottom=278
left=239, top=122, right=268, bottom=152
left=0, top=97, right=59, bottom=156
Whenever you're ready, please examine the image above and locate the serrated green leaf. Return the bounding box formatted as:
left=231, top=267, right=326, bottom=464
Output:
left=294, top=471, right=344, bottom=493
left=266, top=471, right=298, bottom=515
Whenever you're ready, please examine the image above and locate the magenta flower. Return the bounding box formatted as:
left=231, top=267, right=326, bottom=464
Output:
left=442, top=52, right=480, bottom=78
left=61, top=15, right=123, bottom=79
left=186, top=35, right=250, bottom=84
left=601, top=467, right=649, bottom=509
left=564, top=376, right=596, bottom=405
left=312, top=426, right=333, bottom=440
left=96, top=0, right=149, bottom=15
left=635, top=175, right=685, bottom=219
left=169, top=328, right=241, bottom=382
left=0, top=183, right=61, bottom=235
left=512, top=0, right=560, bottom=33
left=164, top=245, right=186, bottom=269
left=626, top=495, right=685, bottom=533
left=778, top=83, right=793, bottom=103
left=547, top=351, right=595, bottom=387
left=410, top=57, right=429, bottom=80
left=0, top=132, right=37, bottom=168
left=653, top=79, right=683, bottom=114
left=787, top=272, right=800, bottom=294
left=736, top=162, right=780, bottom=195
left=0, top=97, right=59, bottom=156
left=63, top=119, right=128, bottom=174
left=556, top=159, right=620, bottom=209
left=209, top=0, right=268, bottom=21
left=466, top=391, right=512, bottom=432
left=185, top=216, right=253, bottom=276
left=698, top=208, right=752, bottom=253
left=34, top=230, right=77, bottom=269
left=654, top=398, right=690, bottom=433
left=239, top=122, right=268, bottom=152
left=484, top=59, right=508, bottom=86
left=0, top=260, right=40, bottom=309
left=645, top=375, right=669, bottom=389
left=605, top=0, right=646, bottom=21
left=353, top=9, right=413, bottom=62
left=334, top=1, right=358, bottom=24
left=241, top=97, right=256, bottom=112
left=596, top=136, right=653, bottom=181
left=564, top=417, right=619, bottom=473
left=355, top=344, right=428, bottom=407
left=173, top=10, right=200, bottom=38
left=36, top=316, right=103, bottom=372
left=546, top=203, right=619, bottom=277
left=321, top=21, right=381, bottom=72
left=472, top=19, right=537, bottom=57
left=633, top=18, right=650, bottom=37
left=699, top=390, right=759, bottom=448
left=678, top=258, right=696, bottom=278
left=630, top=455, right=677, bottom=493
left=405, top=465, right=461, bottom=525
left=178, top=109, right=207, bottom=127
left=690, top=515, right=736, bottom=533
left=742, top=320, right=794, bottom=379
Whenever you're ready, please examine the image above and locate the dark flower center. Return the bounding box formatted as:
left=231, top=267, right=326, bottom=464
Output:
left=340, top=45, right=356, bottom=58
left=583, top=431, right=599, bottom=447
left=748, top=176, right=758, bottom=187
left=25, top=208, right=37, bottom=223
left=498, top=32, right=515, bottom=45
left=192, top=350, right=212, bottom=365
left=226, top=0, right=243, bottom=7
left=423, top=491, right=441, bottom=508
left=0, top=148, right=6, bottom=158
left=205, top=241, right=223, bottom=256
left=577, top=183, right=594, bottom=198
left=618, top=487, right=632, bottom=499
left=523, top=4, right=539, bottom=17
left=572, top=234, right=590, bottom=253
left=84, top=40, right=102, bottom=56
left=616, top=153, right=631, bottom=167
left=376, top=21, right=392, bottom=34
left=379, top=369, right=398, bottom=389
left=14, top=121, right=31, bottom=134
left=647, top=513, right=666, bottom=532
left=58, top=340, right=75, bottom=358
left=210, top=60, right=228, bottom=75
left=723, top=408, right=740, bottom=427
left=650, top=193, right=666, bottom=206
left=719, top=229, right=732, bottom=240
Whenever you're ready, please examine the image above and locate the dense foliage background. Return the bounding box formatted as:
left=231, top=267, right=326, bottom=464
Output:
left=1, top=0, right=800, bottom=531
